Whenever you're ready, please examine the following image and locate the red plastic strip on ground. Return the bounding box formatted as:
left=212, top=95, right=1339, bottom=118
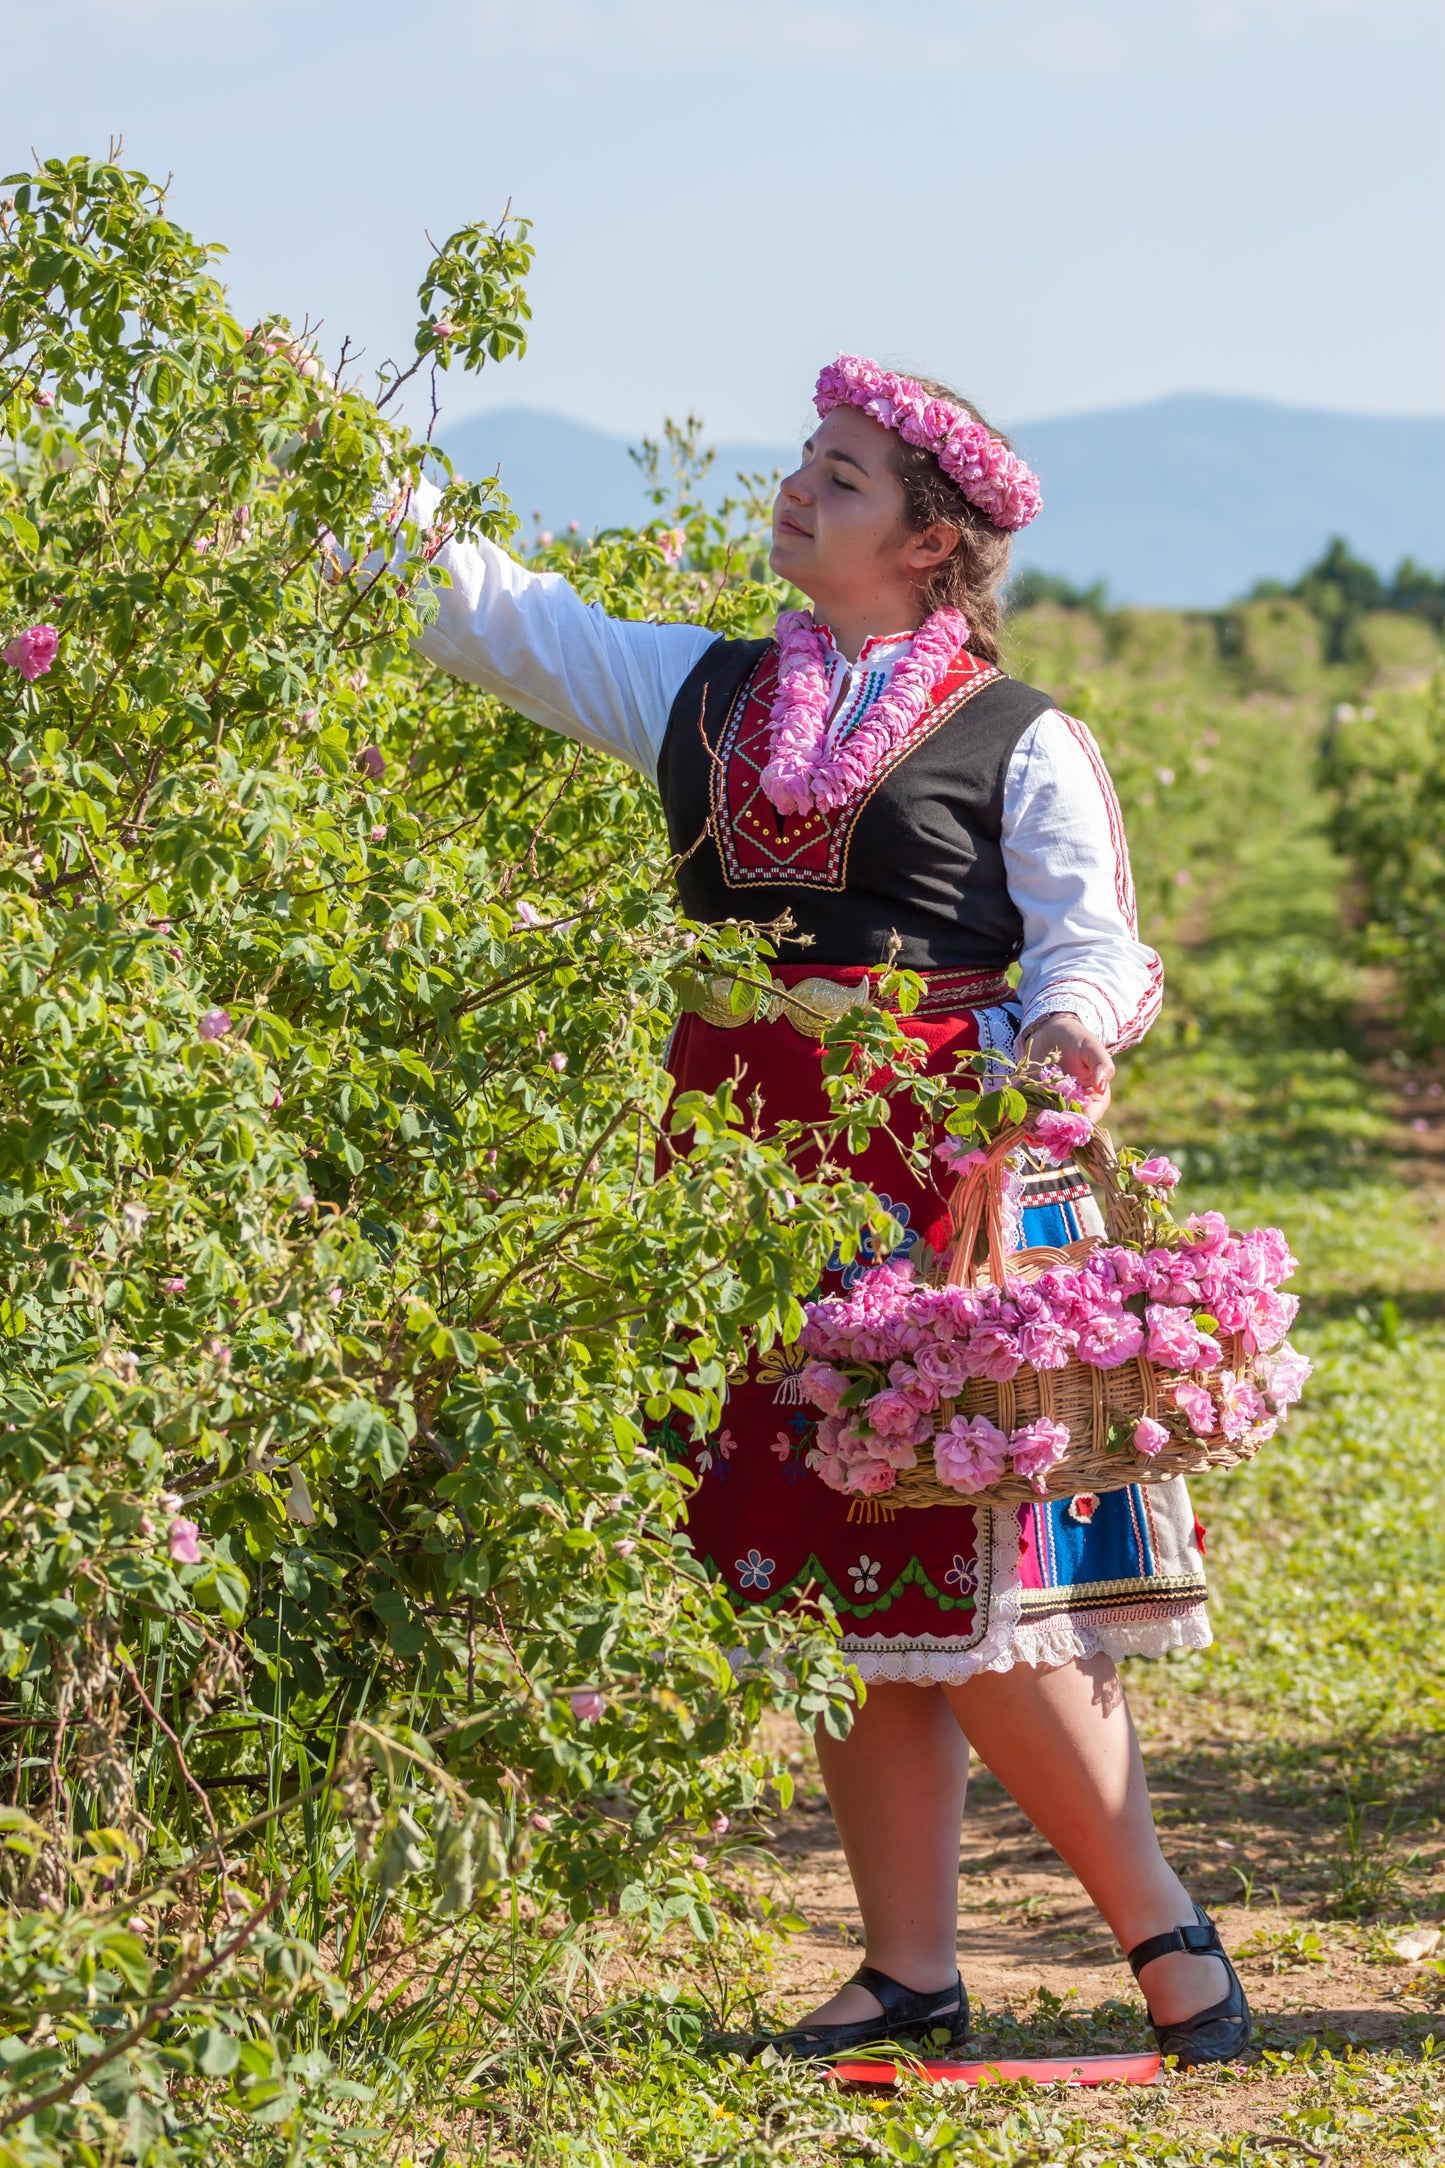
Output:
left=830, top=2051, right=1162, bottom=2089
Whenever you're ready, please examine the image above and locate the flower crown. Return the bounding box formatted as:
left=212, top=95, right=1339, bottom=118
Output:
left=814, top=356, right=1042, bottom=532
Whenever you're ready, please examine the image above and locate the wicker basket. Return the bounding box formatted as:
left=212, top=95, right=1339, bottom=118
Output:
left=878, top=1123, right=1273, bottom=1511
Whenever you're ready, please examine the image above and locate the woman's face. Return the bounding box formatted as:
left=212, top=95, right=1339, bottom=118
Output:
left=769, top=406, right=955, bottom=631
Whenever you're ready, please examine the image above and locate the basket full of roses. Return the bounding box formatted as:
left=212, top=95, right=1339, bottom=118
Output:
left=798, top=1083, right=1309, bottom=1513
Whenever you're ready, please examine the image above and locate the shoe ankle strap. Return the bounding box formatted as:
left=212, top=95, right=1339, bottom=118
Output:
left=850, top=1963, right=961, bottom=2016
left=1127, top=1909, right=1222, bottom=1981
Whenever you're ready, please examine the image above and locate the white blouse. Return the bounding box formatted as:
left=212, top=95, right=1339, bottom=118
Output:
left=401, top=481, right=1163, bottom=1049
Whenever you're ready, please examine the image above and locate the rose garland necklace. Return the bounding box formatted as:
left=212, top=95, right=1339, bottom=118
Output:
left=758, top=605, right=972, bottom=818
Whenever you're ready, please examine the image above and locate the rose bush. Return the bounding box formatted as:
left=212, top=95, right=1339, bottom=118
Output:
left=0, top=153, right=895, bottom=2161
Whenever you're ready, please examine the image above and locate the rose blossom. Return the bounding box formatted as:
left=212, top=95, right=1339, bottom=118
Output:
left=935, top=1139, right=989, bottom=1176
left=968, top=1324, right=1023, bottom=1382
left=863, top=1386, right=929, bottom=1439
left=168, top=1516, right=202, bottom=1565
left=1144, top=1303, right=1217, bottom=1371
left=933, top=1414, right=1010, bottom=1493
left=1243, top=1288, right=1298, bottom=1353
left=1016, top=1317, right=1077, bottom=1369
left=158, top=1276, right=186, bottom=1297
left=569, top=1689, right=605, bottom=1723
left=845, top=1456, right=899, bottom=1496
left=1008, top=1417, right=1072, bottom=1491
left=1075, top=1309, right=1145, bottom=1368
left=197, top=1008, right=232, bottom=1042
left=1260, top=1343, right=1311, bottom=1409
left=1216, top=1370, right=1267, bottom=1442
left=914, top=1343, right=972, bottom=1396
left=800, top=1361, right=851, bottom=1414
left=659, top=527, right=686, bottom=565
left=1031, top=1109, right=1093, bottom=1164
left=887, top=1360, right=941, bottom=1412
left=1173, top=1381, right=1216, bottom=1436
left=358, top=744, right=386, bottom=779
left=1133, top=1416, right=1171, bottom=1456
left=1134, top=1155, right=1181, bottom=1190
left=3, top=624, right=59, bottom=681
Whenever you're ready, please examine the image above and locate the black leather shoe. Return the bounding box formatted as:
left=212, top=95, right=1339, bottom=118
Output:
left=760, top=1963, right=969, bottom=2062
left=1128, top=1899, right=1252, bottom=2068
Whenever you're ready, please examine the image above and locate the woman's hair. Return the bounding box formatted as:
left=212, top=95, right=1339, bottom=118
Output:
left=887, top=377, right=1013, bottom=666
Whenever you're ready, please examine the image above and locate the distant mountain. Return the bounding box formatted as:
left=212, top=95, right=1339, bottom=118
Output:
left=438, top=395, right=1445, bottom=609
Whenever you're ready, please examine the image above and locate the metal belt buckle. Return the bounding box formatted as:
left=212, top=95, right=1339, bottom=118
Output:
left=777, top=976, right=874, bottom=1038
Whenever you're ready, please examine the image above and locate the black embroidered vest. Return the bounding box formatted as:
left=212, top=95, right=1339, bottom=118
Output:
left=655, top=636, right=1056, bottom=970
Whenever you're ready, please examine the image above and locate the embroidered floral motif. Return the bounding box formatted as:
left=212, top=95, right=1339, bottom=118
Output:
left=735, top=1548, right=775, bottom=1591
left=1067, top=1492, right=1100, bottom=1524
left=944, top=1553, right=978, bottom=1596
left=710, top=648, right=1000, bottom=895
left=848, top=1554, right=882, bottom=1596
left=757, top=1343, right=811, bottom=1405
left=695, top=1428, right=738, bottom=1477
left=828, top=1197, right=917, bottom=1290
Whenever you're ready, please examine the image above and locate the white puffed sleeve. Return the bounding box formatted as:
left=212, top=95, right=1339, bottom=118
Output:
left=1001, top=710, right=1164, bottom=1049
left=401, top=478, right=717, bottom=785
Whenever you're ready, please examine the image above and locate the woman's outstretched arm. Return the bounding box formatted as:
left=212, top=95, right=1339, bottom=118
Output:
left=400, top=476, right=718, bottom=783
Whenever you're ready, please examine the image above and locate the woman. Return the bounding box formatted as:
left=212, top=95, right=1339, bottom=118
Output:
left=401, top=358, right=1249, bottom=2067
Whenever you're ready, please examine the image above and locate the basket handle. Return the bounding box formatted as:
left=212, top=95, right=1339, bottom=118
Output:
left=944, top=1120, right=1135, bottom=1287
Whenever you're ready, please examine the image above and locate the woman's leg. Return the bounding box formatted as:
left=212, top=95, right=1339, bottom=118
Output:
left=800, top=1681, right=969, bottom=2024
left=945, top=1652, right=1229, bottom=2024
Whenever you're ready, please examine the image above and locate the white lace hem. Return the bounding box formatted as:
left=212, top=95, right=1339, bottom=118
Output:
left=844, top=1603, right=1212, bottom=1685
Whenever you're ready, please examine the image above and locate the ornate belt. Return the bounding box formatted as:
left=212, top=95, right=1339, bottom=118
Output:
left=675, top=966, right=1016, bottom=1040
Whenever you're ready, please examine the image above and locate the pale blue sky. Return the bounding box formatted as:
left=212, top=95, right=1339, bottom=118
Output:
left=3, top=0, right=1441, bottom=440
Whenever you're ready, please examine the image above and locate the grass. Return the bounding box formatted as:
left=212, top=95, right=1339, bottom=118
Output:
left=386, top=641, right=1445, bottom=2166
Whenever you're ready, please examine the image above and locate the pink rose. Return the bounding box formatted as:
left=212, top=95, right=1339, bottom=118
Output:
left=1261, top=1344, right=1311, bottom=1410
left=1134, top=1156, right=1181, bottom=1190
left=1216, top=1371, right=1266, bottom=1442
left=887, top=1360, right=941, bottom=1412
left=935, top=1139, right=989, bottom=1176
left=800, top=1361, right=851, bottom=1414
left=1173, top=1381, right=1216, bottom=1436
left=845, top=1456, right=899, bottom=1497
left=358, top=744, right=386, bottom=779
left=866, top=1429, right=921, bottom=1470
left=1008, top=1417, right=1072, bottom=1491
left=1144, top=1303, right=1211, bottom=1371
left=3, top=624, right=59, bottom=681
left=158, top=1276, right=187, bottom=1297
left=168, top=1516, right=202, bottom=1565
left=568, top=1689, right=605, bottom=1723
left=914, top=1343, right=972, bottom=1397
left=932, top=1413, right=1010, bottom=1493
left=1133, top=1416, right=1171, bottom=1456
left=432, top=317, right=457, bottom=339
left=659, top=527, right=686, bottom=565
left=1185, top=1211, right=1233, bottom=1255
left=1016, top=1317, right=1076, bottom=1369
left=1243, top=1289, right=1298, bottom=1354
left=549, top=1052, right=568, bottom=1073
left=33, top=388, right=54, bottom=409
left=1075, top=1310, right=1145, bottom=1368
left=807, top=1442, right=853, bottom=1492
left=968, top=1324, right=1022, bottom=1382
left=864, top=1386, right=927, bottom=1439
left=197, top=1008, right=232, bottom=1042
left=1031, top=1110, right=1093, bottom=1165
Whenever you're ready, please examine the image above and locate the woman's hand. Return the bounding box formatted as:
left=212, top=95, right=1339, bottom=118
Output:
left=1019, top=1012, right=1114, bottom=1123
